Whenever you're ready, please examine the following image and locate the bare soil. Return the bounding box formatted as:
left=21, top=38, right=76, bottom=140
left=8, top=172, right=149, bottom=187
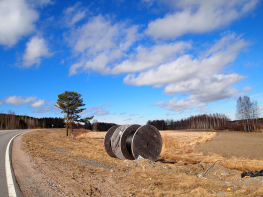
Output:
left=196, top=131, right=263, bottom=160
left=12, top=129, right=263, bottom=196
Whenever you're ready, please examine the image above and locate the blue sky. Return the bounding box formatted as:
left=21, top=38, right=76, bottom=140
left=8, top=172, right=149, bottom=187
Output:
left=0, top=0, right=262, bottom=125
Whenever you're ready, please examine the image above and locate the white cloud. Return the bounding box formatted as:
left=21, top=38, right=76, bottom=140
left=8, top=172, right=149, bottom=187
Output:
left=30, top=99, right=46, bottom=108
left=0, top=0, right=38, bottom=47
left=243, top=86, right=252, bottom=93
left=64, top=8, right=250, bottom=113
left=71, top=11, right=86, bottom=25
left=154, top=73, right=244, bottom=111
left=67, top=16, right=194, bottom=77
left=196, top=106, right=210, bottom=114
left=145, top=0, right=258, bottom=39
left=152, top=100, right=164, bottom=106
left=67, top=15, right=139, bottom=76
left=23, top=36, right=51, bottom=67
left=86, top=104, right=111, bottom=116
left=124, top=33, right=247, bottom=87
left=1, top=95, right=48, bottom=109
left=2, top=96, right=36, bottom=105
left=68, top=15, right=120, bottom=53
left=127, top=33, right=247, bottom=112
left=26, top=0, right=54, bottom=7
left=63, top=2, right=88, bottom=27
left=111, top=41, right=191, bottom=74
left=164, top=74, right=244, bottom=98
left=33, top=105, right=57, bottom=113
left=154, top=97, right=206, bottom=112
left=141, top=0, right=155, bottom=4
left=241, top=0, right=258, bottom=13
left=124, top=118, right=132, bottom=121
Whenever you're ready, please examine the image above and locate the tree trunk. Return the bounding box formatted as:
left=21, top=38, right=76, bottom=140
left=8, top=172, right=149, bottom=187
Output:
left=66, top=111, right=69, bottom=136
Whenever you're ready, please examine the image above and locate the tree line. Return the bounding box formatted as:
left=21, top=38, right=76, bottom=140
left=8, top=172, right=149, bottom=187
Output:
left=147, top=96, right=261, bottom=132
left=2, top=92, right=260, bottom=133
left=0, top=111, right=64, bottom=130
left=147, top=113, right=231, bottom=130
left=75, top=120, right=116, bottom=131
left=93, top=122, right=116, bottom=131
left=0, top=111, right=116, bottom=131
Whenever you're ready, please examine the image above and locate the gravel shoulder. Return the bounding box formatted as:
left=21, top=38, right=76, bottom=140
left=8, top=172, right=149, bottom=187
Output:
left=12, top=133, right=64, bottom=197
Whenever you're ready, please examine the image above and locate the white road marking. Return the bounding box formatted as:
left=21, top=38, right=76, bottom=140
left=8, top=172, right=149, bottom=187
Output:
left=5, top=133, right=20, bottom=197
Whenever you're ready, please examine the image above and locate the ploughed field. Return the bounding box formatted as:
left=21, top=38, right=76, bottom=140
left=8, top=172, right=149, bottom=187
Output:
left=196, top=131, right=263, bottom=160
left=13, top=129, right=263, bottom=196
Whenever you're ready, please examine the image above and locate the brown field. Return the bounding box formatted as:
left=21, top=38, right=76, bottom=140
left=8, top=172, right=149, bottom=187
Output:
left=13, top=129, right=263, bottom=196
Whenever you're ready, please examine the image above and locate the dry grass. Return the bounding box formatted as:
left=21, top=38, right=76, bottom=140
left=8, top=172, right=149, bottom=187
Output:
left=20, top=129, right=263, bottom=196
left=70, top=129, right=91, bottom=138
left=159, top=130, right=263, bottom=172
left=160, top=131, right=216, bottom=164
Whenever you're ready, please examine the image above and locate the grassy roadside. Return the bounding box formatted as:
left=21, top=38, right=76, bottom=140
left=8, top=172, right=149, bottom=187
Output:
left=161, top=132, right=263, bottom=172
left=20, top=129, right=263, bottom=196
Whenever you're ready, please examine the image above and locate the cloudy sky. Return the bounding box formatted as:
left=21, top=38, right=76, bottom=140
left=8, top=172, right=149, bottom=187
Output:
left=0, top=0, right=262, bottom=125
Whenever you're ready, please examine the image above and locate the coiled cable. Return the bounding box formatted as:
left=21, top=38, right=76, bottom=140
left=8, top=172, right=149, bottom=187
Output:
left=126, top=130, right=136, bottom=158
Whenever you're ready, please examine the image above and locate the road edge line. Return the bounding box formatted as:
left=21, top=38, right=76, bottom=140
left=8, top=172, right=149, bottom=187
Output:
left=5, top=133, right=20, bottom=197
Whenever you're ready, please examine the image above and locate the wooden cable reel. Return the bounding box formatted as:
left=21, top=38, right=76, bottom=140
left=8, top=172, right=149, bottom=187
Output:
left=132, top=125, right=162, bottom=161
left=104, top=124, right=162, bottom=162
left=111, top=124, right=141, bottom=160
left=103, top=125, right=120, bottom=158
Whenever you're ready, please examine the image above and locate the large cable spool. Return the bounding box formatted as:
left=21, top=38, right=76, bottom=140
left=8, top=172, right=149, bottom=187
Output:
left=105, top=124, right=162, bottom=162
left=111, top=124, right=140, bottom=160
left=104, top=125, right=120, bottom=158
left=131, top=125, right=162, bottom=162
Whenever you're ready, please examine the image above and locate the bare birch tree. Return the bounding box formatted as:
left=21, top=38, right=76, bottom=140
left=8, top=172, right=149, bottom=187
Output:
left=236, top=95, right=259, bottom=132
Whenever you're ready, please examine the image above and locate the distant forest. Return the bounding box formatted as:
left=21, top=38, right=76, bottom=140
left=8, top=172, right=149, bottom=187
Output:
left=93, top=122, right=116, bottom=131
left=0, top=112, right=64, bottom=129
left=0, top=111, right=116, bottom=131
left=2, top=111, right=262, bottom=132
left=147, top=113, right=263, bottom=131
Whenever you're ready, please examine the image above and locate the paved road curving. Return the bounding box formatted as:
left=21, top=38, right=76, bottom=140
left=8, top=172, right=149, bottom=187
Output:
left=0, top=130, right=37, bottom=197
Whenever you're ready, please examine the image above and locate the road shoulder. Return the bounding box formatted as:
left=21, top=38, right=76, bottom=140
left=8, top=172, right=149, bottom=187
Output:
left=12, top=132, right=62, bottom=197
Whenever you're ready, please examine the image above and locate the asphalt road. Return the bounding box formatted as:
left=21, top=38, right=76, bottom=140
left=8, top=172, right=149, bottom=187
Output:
left=0, top=130, right=36, bottom=197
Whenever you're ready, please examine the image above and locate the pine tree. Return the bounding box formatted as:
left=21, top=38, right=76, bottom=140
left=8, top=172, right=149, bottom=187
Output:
left=55, top=91, right=86, bottom=136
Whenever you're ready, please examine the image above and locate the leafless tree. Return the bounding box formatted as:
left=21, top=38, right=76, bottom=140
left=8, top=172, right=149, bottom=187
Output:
left=236, top=95, right=259, bottom=132
left=92, top=119, right=98, bottom=131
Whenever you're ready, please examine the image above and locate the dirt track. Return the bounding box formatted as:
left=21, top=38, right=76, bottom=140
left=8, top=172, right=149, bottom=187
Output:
left=196, top=132, right=263, bottom=160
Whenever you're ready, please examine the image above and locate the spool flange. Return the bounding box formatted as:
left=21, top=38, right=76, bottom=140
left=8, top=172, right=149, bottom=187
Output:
left=131, top=125, right=162, bottom=162
left=104, top=125, right=120, bottom=158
